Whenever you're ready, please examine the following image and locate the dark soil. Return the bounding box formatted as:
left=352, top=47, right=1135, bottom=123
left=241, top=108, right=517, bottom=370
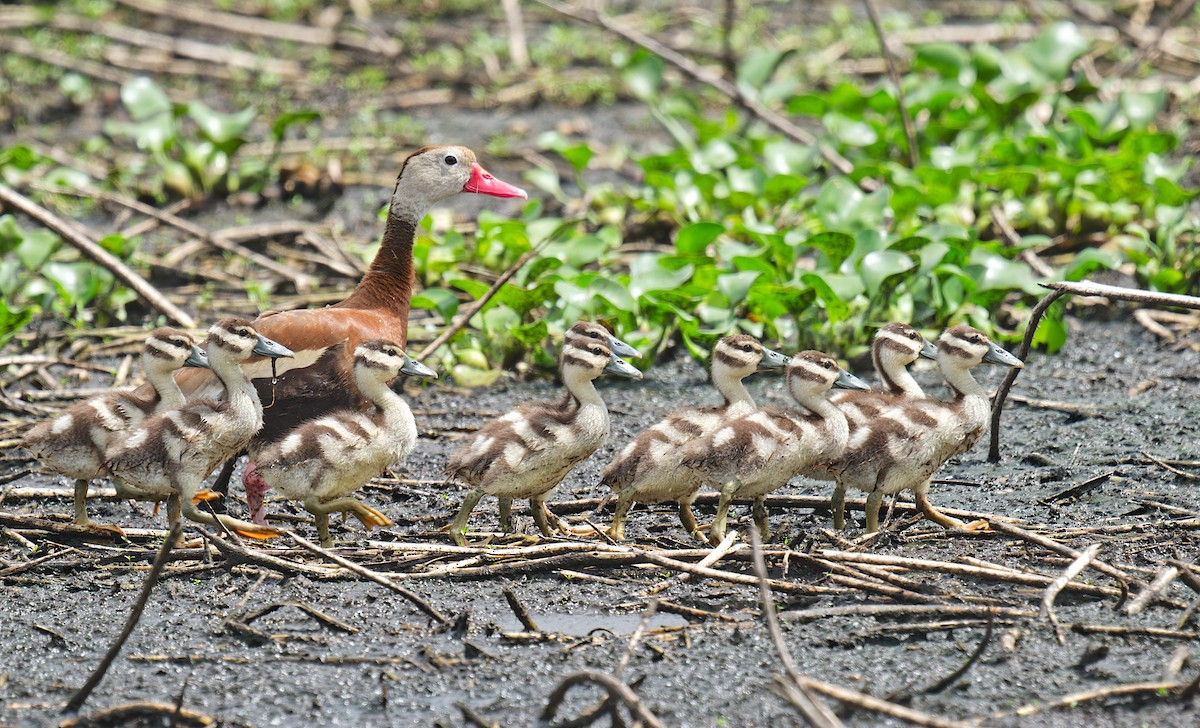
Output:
left=2, top=316, right=1200, bottom=728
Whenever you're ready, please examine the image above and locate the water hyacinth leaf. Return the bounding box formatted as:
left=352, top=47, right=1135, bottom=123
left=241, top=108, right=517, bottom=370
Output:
left=802, top=231, right=854, bottom=269
left=1024, top=21, right=1090, bottom=82
left=914, top=43, right=971, bottom=80
left=622, top=51, right=664, bottom=101
left=511, top=319, right=549, bottom=346
left=859, top=250, right=916, bottom=294
left=824, top=112, right=878, bottom=147
left=410, top=287, right=461, bottom=321
left=187, top=102, right=256, bottom=146
left=591, top=277, right=636, bottom=312
left=0, top=298, right=32, bottom=349
left=801, top=273, right=850, bottom=322
left=451, top=364, right=503, bottom=388
left=675, top=222, right=724, bottom=255
left=628, top=255, right=694, bottom=298
left=121, top=77, right=172, bottom=120
left=271, top=110, right=320, bottom=142
left=972, top=251, right=1041, bottom=293
left=716, top=270, right=761, bottom=305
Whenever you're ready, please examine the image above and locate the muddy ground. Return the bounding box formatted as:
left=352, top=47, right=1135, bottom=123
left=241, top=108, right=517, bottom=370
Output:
left=2, top=314, right=1199, bottom=728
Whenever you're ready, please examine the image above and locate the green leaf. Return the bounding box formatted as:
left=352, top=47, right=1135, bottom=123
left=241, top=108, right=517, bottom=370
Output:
left=823, top=112, right=878, bottom=147
left=121, top=77, right=172, bottom=120
left=410, top=287, right=461, bottom=321
left=1153, top=177, right=1194, bottom=207
left=591, top=277, right=636, bottom=312
left=622, top=51, right=664, bottom=101
left=859, top=250, right=915, bottom=293
left=801, top=273, right=850, bottom=322
left=802, top=232, right=855, bottom=270
left=914, top=43, right=971, bottom=80
left=187, top=102, right=257, bottom=145
left=511, top=319, right=549, bottom=346
left=675, top=222, right=724, bottom=254
left=271, top=110, right=320, bottom=143
left=786, top=94, right=827, bottom=117
left=1024, top=21, right=1089, bottom=82
left=0, top=297, right=33, bottom=349
left=629, top=255, right=694, bottom=298
left=716, top=270, right=761, bottom=305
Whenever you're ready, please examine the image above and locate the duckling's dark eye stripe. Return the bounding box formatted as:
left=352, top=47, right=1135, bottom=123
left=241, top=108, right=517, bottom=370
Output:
left=940, top=342, right=973, bottom=358
left=714, top=349, right=747, bottom=367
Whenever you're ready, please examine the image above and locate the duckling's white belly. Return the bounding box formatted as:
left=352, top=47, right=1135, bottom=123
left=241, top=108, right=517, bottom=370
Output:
left=614, top=405, right=744, bottom=503
left=481, top=429, right=608, bottom=499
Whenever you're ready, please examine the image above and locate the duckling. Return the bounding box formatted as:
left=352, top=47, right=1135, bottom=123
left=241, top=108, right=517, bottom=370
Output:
left=250, top=340, right=437, bottom=546
left=104, top=318, right=293, bottom=539
left=600, top=335, right=788, bottom=540
left=678, top=351, right=869, bottom=545
left=444, top=322, right=642, bottom=546
left=809, top=322, right=937, bottom=528
left=21, top=328, right=209, bottom=535
left=827, top=325, right=1023, bottom=533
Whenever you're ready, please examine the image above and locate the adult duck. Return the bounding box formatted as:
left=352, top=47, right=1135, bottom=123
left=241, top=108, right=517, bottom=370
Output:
left=171, top=146, right=526, bottom=501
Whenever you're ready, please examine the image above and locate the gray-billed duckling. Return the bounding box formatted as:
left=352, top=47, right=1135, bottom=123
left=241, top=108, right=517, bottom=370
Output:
left=809, top=322, right=937, bottom=528
left=444, top=322, right=641, bottom=546
left=679, top=351, right=869, bottom=545
left=827, top=325, right=1023, bottom=533
left=22, top=328, right=208, bottom=535
left=104, top=318, right=293, bottom=539
left=601, top=334, right=787, bottom=540
left=250, top=340, right=437, bottom=546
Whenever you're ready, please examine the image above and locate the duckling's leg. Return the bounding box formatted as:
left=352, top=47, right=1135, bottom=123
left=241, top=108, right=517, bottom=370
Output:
left=678, top=498, right=702, bottom=540
left=530, top=496, right=569, bottom=537
left=864, top=489, right=884, bottom=533
left=752, top=497, right=770, bottom=541
left=708, top=480, right=740, bottom=546
left=303, top=495, right=394, bottom=546
left=912, top=484, right=983, bottom=531
left=71, top=479, right=125, bottom=537
left=448, top=490, right=484, bottom=547
left=180, top=490, right=281, bottom=540
left=831, top=483, right=848, bottom=530
left=608, top=491, right=636, bottom=540
left=498, top=498, right=514, bottom=532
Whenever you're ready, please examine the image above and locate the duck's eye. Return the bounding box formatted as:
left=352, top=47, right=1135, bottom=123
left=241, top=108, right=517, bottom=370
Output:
left=237, top=329, right=249, bottom=337
left=822, top=361, right=833, bottom=369
left=741, top=344, right=753, bottom=352
left=590, top=347, right=604, bottom=356
left=444, top=154, right=458, bottom=166
left=909, top=332, right=918, bottom=340
left=970, top=335, right=981, bottom=344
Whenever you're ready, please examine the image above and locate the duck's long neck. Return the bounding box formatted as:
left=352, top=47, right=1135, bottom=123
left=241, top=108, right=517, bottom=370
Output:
left=563, top=368, right=604, bottom=410
left=712, top=363, right=754, bottom=410
left=337, top=208, right=418, bottom=318
left=940, top=358, right=985, bottom=401
left=794, top=386, right=849, bottom=453
left=875, top=349, right=922, bottom=397
left=213, top=353, right=262, bottom=426
left=358, top=371, right=414, bottom=436
left=144, top=360, right=184, bottom=410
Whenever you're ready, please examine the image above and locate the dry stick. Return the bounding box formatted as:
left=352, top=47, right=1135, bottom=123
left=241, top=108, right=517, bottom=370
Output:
left=62, top=522, right=181, bottom=716
left=862, top=0, right=918, bottom=168
left=614, top=599, right=658, bottom=678
left=534, top=0, right=871, bottom=190
left=59, top=701, right=215, bottom=728
left=1141, top=450, right=1200, bottom=481
left=414, top=240, right=548, bottom=362
left=286, top=531, right=449, bottom=626
left=985, top=519, right=1140, bottom=590
left=1126, top=566, right=1182, bottom=616
left=748, top=529, right=844, bottom=728
left=1109, top=0, right=1198, bottom=77
left=990, top=203, right=1055, bottom=277
left=922, top=620, right=993, bottom=694
left=1070, top=624, right=1200, bottom=641
left=114, top=0, right=335, bottom=45
left=999, top=680, right=1191, bottom=720
left=502, top=587, right=540, bottom=632
left=539, top=670, right=664, bottom=728
left=990, top=280, right=1200, bottom=461
left=499, top=0, right=529, bottom=71
left=642, top=529, right=741, bottom=596
left=1040, top=543, right=1101, bottom=645
left=783, top=604, right=1036, bottom=623
left=0, top=184, right=195, bottom=328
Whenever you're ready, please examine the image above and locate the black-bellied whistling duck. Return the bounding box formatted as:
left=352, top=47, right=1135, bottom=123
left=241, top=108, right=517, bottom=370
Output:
left=444, top=322, right=642, bottom=547
left=250, top=340, right=437, bottom=546
left=826, top=325, right=1023, bottom=533
left=22, top=328, right=209, bottom=535
left=679, top=352, right=868, bottom=544
left=105, top=318, right=292, bottom=539
left=166, top=146, right=526, bottom=508
left=600, top=334, right=788, bottom=540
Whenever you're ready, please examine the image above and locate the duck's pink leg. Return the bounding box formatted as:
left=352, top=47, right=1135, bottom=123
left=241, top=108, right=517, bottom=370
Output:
left=243, top=462, right=271, bottom=526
